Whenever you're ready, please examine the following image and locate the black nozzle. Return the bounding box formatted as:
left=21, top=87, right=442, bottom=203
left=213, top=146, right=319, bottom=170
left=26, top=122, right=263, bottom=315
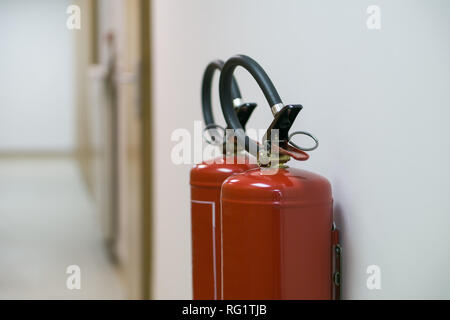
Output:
left=219, top=55, right=283, bottom=156
left=265, top=104, right=302, bottom=143
left=236, top=102, right=257, bottom=129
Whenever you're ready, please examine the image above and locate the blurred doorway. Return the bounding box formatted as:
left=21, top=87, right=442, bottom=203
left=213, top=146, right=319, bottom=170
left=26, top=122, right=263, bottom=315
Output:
left=0, top=0, right=151, bottom=299
left=0, top=0, right=126, bottom=299
left=78, top=0, right=152, bottom=299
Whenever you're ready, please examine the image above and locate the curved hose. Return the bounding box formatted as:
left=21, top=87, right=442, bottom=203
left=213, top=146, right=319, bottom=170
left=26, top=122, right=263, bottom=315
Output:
left=219, top=54, right=283, bottom=156
left=201, top=60, right=241, bottom=127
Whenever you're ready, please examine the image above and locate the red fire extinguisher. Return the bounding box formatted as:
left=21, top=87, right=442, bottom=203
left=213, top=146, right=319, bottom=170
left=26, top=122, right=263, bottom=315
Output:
left=190, top=60, right=258, bottom=300
left=219, top=54, right=341, bottom=300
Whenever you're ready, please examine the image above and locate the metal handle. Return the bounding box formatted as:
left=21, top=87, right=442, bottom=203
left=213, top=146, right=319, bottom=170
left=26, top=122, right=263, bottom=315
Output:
left=219, top=55, right=283, bottom=157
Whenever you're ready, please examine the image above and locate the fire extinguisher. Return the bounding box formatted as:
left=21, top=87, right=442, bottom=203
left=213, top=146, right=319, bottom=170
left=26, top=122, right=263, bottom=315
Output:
left=219, top=54, right=341, bottom=300
left=190, top=60, right=258, bottom=300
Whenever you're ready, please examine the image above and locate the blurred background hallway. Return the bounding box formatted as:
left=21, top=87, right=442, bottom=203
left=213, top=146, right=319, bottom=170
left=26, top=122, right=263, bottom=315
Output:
left=0, top=157, right=124, bottom=299
left=0, top=0, right=152, bottom=299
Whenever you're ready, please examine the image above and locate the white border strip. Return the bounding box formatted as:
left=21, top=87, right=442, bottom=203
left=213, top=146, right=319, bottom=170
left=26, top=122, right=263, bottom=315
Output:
left=220, top=199, right=224, bottom=300
left=191, top=200, right=217, bottom=300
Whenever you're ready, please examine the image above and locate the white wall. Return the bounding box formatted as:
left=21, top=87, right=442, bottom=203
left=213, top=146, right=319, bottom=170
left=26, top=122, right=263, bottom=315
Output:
left=0, top=0, right=75, bottom=152
left=152, top=0, right=450, bottom=299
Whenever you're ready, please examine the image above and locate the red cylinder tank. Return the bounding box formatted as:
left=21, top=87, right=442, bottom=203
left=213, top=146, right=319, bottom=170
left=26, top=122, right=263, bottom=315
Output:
left=218, top=54, right=340, bottom=300
left=191, top=155, right=257, bottom=299
left=190, top=59, right=257, bottom=299
left=220, top=167, right=333, bottom=299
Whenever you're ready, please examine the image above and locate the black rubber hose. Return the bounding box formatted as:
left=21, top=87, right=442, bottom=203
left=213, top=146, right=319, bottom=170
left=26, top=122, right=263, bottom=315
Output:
left=219, top=54, right=283, bottom=155
left=201, top=60, right=241, bottom=127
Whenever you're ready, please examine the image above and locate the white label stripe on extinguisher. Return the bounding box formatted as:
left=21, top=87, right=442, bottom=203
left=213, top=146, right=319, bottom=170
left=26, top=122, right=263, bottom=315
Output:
left=191, top=200, right=217, bottom=300
left=220, top=200, right=223, bottom=300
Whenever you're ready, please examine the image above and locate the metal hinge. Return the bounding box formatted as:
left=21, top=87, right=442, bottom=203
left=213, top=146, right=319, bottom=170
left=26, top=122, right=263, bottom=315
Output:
left=332, top=223, right=341, bottom=300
